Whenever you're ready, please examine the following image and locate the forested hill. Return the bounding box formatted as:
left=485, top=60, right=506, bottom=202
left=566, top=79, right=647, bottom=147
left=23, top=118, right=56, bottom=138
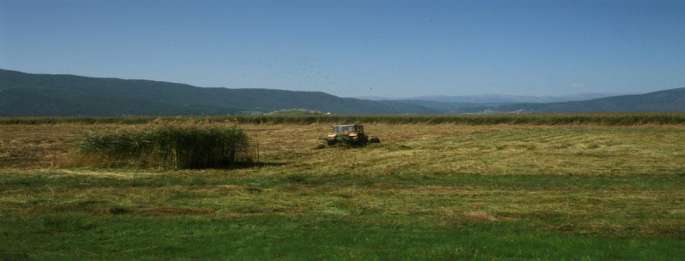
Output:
left=0, top=69, right=435, bottom=116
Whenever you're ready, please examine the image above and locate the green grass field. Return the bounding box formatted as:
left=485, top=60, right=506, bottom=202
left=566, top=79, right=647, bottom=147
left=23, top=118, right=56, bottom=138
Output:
left=1, top=119, right=684, bottom=259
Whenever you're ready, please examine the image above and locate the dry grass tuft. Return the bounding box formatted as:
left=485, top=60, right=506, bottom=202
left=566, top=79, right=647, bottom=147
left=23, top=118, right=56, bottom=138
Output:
left=464, top=211, right=498, bottom=222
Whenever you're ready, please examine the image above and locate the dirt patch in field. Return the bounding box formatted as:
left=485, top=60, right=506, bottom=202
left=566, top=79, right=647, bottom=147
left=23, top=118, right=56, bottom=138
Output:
left=463, top=211, right=498, bottom=221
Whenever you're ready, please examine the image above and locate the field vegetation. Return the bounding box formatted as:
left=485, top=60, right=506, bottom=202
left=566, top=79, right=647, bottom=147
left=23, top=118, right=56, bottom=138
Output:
left=78, top=125, right=253, bottom=169
left=1, top=115, right=684, bottom=259
left=3, top=112, right=685, bottom=125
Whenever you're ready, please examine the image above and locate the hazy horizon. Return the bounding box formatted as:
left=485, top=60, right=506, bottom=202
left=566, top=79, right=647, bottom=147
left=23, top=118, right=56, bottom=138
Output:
left=1, top=67, right=639, bottom=100
left=2, top=0, right=684, bottom=97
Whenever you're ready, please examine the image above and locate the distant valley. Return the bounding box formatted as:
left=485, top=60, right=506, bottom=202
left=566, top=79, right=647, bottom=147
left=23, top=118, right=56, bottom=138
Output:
left=359, top=93, right=623, bottom=104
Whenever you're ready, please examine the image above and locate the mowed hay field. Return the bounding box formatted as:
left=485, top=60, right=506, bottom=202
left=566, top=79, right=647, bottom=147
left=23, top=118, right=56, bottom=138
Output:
left=1, top=120, right=684, bottom=260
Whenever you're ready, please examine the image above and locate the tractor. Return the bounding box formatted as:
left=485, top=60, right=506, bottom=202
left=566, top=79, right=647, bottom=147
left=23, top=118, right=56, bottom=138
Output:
left=324, top=124, right=380, bottom=146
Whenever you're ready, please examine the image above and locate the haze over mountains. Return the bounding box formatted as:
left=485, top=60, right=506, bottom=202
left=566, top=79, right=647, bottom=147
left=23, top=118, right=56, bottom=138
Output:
left=1, top=69, right=684, bottom=116
left=359, top=93, right=622, bottom=104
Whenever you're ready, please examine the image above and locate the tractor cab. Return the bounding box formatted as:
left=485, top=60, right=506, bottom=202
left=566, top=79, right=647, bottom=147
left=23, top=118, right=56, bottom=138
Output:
left=324, top=124, right=379, bottom=146
left=334, top=124, right=364, bottom=135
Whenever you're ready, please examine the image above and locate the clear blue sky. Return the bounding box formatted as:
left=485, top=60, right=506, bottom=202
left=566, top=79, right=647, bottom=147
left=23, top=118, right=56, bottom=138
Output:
left=1, top=0, right=684, bottom=97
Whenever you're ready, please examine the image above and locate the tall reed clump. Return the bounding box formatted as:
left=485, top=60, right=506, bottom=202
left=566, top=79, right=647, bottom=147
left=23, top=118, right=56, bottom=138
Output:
left=79, top=125, right=254, bottom=169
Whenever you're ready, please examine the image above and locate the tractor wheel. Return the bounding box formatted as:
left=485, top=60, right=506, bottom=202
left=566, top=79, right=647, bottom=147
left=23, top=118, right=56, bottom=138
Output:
left=369, top=137, right=381, bottom=143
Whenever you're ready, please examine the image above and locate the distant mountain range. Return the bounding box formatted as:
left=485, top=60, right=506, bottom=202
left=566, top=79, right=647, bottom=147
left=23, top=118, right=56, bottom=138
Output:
left=362, top=93, right=624, bottom=104
left=0, top=69, right=435, bottom=116
left=1, top=69, right=684, bottom=116
left=494, top=88, right=685, bottom=113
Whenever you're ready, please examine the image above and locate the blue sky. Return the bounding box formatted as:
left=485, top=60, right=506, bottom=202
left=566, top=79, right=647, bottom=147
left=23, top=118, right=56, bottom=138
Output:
left=1, top=0, right=684, bottom=97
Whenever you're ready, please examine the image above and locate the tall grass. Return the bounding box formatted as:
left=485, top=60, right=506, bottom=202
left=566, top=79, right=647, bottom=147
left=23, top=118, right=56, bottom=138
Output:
left=3, top=113, right=685, bottom=125
left=79, top=125, right=254, bottom=169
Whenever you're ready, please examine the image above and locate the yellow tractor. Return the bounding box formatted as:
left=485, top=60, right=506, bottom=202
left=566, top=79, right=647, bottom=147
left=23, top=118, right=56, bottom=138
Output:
left=325, top=124, right=380, bottom=146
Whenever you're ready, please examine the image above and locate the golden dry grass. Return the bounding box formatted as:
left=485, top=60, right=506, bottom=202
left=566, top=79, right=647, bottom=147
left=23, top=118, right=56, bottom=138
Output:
left=3, top=122, right=685, bottom=174
left=1, top=122, right=684, bottom=237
